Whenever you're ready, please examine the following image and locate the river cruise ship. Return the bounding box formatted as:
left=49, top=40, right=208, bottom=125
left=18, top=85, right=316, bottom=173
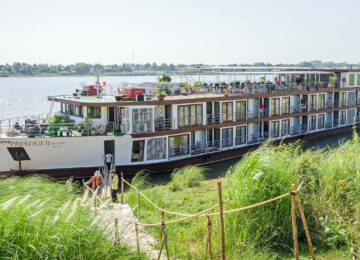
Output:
left=1, top=67, right=360, bottom=179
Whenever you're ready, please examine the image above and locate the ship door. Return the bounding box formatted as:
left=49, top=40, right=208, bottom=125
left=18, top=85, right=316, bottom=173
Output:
left=108, top=107, right=115, bottom=123
left=104, top=140, right=115, bottom=163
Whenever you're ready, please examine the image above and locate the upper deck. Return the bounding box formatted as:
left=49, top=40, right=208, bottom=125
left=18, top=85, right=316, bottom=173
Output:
left=48, top=68, right=360, bottom=107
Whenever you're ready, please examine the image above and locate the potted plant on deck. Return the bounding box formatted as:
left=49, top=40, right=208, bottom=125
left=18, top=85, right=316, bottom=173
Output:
left=156, top=91, right=167, bottom=100
left=223, top=88, right=230, bottom=97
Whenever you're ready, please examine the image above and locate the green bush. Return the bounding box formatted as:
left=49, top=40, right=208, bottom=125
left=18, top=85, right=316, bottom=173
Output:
left=169, top=166, right=205, bottom=191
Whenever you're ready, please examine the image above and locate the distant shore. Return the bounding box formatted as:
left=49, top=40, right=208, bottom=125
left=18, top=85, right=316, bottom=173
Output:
left=0, top=71, right=164, bottom=78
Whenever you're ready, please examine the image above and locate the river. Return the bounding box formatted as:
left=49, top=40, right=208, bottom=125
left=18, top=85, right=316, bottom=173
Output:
left=0, top=76, right=354, bottom=181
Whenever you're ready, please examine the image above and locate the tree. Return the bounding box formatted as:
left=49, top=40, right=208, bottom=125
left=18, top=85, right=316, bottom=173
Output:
left=158, top=74, right=172, bottom=82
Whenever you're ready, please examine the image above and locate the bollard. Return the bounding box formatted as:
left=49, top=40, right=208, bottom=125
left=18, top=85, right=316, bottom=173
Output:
left=138, top=192, right=141, bottom=219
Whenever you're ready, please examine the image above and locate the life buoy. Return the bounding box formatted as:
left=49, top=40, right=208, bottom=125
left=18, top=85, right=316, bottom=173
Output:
left=96, top=124, right=106, bottom=134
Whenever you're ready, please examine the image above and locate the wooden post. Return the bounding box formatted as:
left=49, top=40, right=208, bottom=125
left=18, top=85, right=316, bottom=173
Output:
left=291, top=184, right=299, bottom=260
left=161, top=204, right=170, bottom=259
left=120, top=172, right=124, bottom=204
left=206, top=215, right=213, bottom=260
left=82, top=179, right=85, bottom=194
left=217, top=180, right=226, bottom=260
left=296, top=195, right=315, bottom=260
left=135, top=223, right=140, bottom=256
left=114, top=218, right=119, bottom=243
left=138, top=192, right=141, bottom=219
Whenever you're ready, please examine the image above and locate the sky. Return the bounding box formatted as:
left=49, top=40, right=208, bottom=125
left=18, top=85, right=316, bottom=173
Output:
left=0, top=0, right=359, bottom=65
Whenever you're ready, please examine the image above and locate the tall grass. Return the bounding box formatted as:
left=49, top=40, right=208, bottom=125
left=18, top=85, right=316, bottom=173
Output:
left=123, top=132, right=360, bottom=258
left=225, top=134, right=360, bottom=252
left=0, top=176, right=140, bottom=259
left=169, top=166, right=205, bottom=191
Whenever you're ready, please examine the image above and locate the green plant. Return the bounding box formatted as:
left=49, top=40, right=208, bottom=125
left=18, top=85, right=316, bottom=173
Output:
left=0, top=176, right=140, bottom=259
left=193, top=81, right=201, bottom=88
left=223, top=88, right=230, bottom=93
left=158, top=74, right=172, bottom=82
left=180, top=82, right=191, bottom=90
left=329, top=74, right=339, bottom=83
left=169, top=166, right=205, bottom=191
left=131, top=171, right=152, bottom=189
left=155, top=91, right=167, bottom=97
left=259, top=76, right=266, bottom=83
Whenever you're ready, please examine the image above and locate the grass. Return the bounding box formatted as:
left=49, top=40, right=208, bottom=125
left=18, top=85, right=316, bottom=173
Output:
left=124, top=131, right=360, bottom=259
left=0, top=176, right=141, bottom=259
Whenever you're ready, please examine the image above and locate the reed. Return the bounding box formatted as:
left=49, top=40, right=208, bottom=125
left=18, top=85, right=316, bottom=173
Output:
left=0, top=176, right=140, bottom=259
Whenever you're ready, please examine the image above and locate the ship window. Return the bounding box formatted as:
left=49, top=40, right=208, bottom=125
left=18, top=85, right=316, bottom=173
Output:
left=169, top=134, right=190, bottom=158
left=222, top=128, right=233, bottom=148
left=132, top=108, right=153, bottom=133
left=236, top=101, right=246, bottom=121
left=75, top=105, right=83, bottom=117
left=147, top=137, right=166, bottom=161
left=349, top=74, right=355, bottom=86
left=87, top=107, right=101, bottom=118
left=235, top=126, right=246, bottom=145
left=282, top=97, right=290, bottom=114
left=69, top=104, right=75, bottom=116
left=310, top=115, right=317, bottom=130
left=178, top=105, right=202, bottom=128
left=309, top=95, right=317, bottom=111
left=222, top=102, right=233, bottom=122
left=318, top=94, right=325, bottom=110
left=340, top=92, right=347, bottom=107
left=270, top=121, right=280, bottom=137
left=318, top=114, right=325, bottom=129
left=357, top=74, right=360, bottom=86
left=340, top=111, right=346, bottom=125
left=281, top=119, right=290, bottom=136
left=132, top=140, right=145, bottom=162
left=271, top=98, right=280, bottom=116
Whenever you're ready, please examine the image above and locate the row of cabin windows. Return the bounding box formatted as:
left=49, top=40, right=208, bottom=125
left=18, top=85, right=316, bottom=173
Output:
left=270, top=97, right=290, bottom=115
left=131, top=126, right=248, bottom=162
left=60, top=103, right=101, bottom=118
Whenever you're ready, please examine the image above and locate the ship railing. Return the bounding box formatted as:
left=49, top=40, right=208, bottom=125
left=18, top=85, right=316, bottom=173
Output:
left=0, top=122, right=115, bottom=138
left=0, top=111, right=61, bottom=130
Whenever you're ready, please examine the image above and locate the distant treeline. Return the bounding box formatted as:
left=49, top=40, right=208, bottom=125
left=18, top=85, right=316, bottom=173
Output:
left=0, top=60, right=358, bottom=77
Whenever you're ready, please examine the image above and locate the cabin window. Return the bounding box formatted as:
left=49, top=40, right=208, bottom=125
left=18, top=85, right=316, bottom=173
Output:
left=178, top=105, right=202, bottom=128
left=281, top=119, right=290, bottom=136
left=340, top=92, right=347, bottom=107
left=282, top=97, right=290, bottom=114
left=347, top=109, right=356, bottom=124
left=236, top=101, right=246, bottom=121
left=69, top=104, right=75, bottom=116
left=310, top=115, right=317, bottom=130
left=75, top=105, right=83, bottom=117
left=270, top=121, right=280, bottom=137
left=222, top=128, right=233, bottom=148
left=87, top=107, right=101, bottom=118
left=340, top=111, right=346, bottom=125
left=168, top=134, right=190, bottom=158
left=348, top=91, right=356, bottom=106
left=235, top=126, right=246, bottom=145
left=222, top=102, right=233, bottom=122
left=147, top=137, right=166, bottom=161
left=357, top=74, right=360, bottom=86
left=318, top=94, right=325, bottom=110
left=271, top=98, right=280, bottom=116
left=349, top=74, right=355, bottom=86
left=60, top=103, right=64, bottom=114
left=309, top=95, right=317, bottom=111
left=132, top=108, right=153, bottom=133
left=132, top=140, right=145, bottom=162
left=318, top=114, right=325, bottom=129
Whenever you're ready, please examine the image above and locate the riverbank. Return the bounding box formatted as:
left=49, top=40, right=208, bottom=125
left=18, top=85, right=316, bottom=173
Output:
left=122, top=132, right=360, bottom=259
left=0, top=176, right=142, bottom=259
